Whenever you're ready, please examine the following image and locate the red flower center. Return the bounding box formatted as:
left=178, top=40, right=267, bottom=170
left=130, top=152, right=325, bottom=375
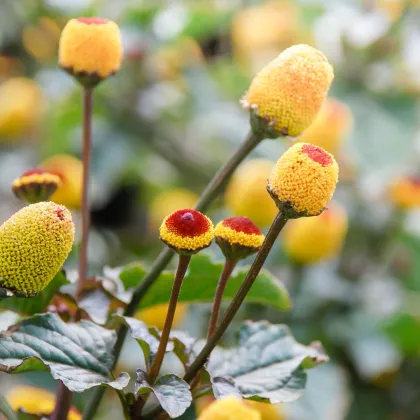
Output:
left=22, top=168, right=48, bottom=177
left=165, top=209, right=210, bottom=237
left=409, top=177, right=420, bottom=187
left=301, top=144, right=332, bottom=166
left=222, top=216, right=262, bottom=235
left=77, top=17, right=108, bottom=25
left=55, top=208, right=65, bottom=221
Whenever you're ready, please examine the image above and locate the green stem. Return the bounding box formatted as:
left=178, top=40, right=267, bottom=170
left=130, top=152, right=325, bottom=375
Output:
left=83, top=130, right=263, bottom=420
left=0, top=396, right=17, bottom=420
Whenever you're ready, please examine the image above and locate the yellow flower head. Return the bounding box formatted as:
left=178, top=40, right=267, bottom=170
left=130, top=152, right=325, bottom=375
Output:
left=242, top=44, right=334, bottom=138
left=40, top=154, right=83, bottom=209
left=136, top=303, right=187, bottom=330
left=225, top=159, right=278, bottom=227
left=246, top=401, right=285, bottom=420
left=299, top=98, right=353, bottom=154
left=59, top=17, right=123, bottom=85
left=389, top=176, right=420, bottom=209
left=0, top=77, right=44, bottom=140
left=6, top=386, right=80, bottom=420
left=12, top=168, right=62, bottom=204
left=282, top=201, right=348, bottom=264
left=149, top=188, right=198, bottom=233
left=160, top=209, right=214, bottom=255
left=215, top=216, right=265, bottom=260
left=198, top=396, right=261, bottom=420
left=0, top=202, right=75, bottom=295
left=267, top=143, right=339, bottom=218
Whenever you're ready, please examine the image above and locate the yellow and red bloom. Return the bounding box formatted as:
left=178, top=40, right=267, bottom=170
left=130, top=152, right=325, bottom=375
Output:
left=389, top=176, right=420, bottom=209
left=160, top=209, right=214, bottom=255
left=0, top=202, right=75, bottom=295
left=242, top=44, right=334, bottom=138
left=215, top=216, right=264, bottom=260
left=198, top=396, right=261, bottom=420
left=59, top=17, right=122, bottom=86
left=267, top=143, right=339, bottom=218
left=12, top=168, right=62, bottom=204
left=282, top=202, right=348, bottom=264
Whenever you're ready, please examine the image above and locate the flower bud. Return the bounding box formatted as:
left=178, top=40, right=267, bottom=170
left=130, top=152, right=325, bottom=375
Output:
left=215, top=217, right=264, bottom=261
left=389, top=176, right=420, bottom=209
left=225, top=159, right=278, bottom=227
left=160, top=209, right=214, bottom=255
left=267, top=143, right=339, bottom=218
left=198, top=396, right=261, bottom=420
left=12, top=168, right=62, bottom=204
left=282, top=202, right=348, bottom=264
left=136, top=303, right=187, bottom=330
left=59, top=17, right=123, bottom=87
left=242, top=44, right=334, bottom=138
left=299, top=98, right=353, bottom=154
left=0, top=202, right=75, bottom=295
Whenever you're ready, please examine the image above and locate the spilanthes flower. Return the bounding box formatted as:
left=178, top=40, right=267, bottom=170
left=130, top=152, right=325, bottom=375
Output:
left=389, top=176, right=420, bottom=209
left=299, top=98, right=353, bottom=154
left=215, top=216, right=265, bottom=260
left=0, top=202, right=75, bottom=295
left=282, top=202, right=348, bottom=264
left=6, top=386, right=80, bottom=420
left=246, top=401, right=285, bottom=420
left=242, top=44, right=334, bottom=138
left=12, top=168, right=62, bottom=204
left=225, top=159, right=278, bottom=227
left=198, top=396, right=261, bottom=420
left=40, top=154, right=83, bottom=209
left=160, top=209, right=214, bottom=255
left=59, top=17, right=123, bottom=86
left=135, top=303, right=187, bottom=330
left=267, top=143, right=339, bottom=218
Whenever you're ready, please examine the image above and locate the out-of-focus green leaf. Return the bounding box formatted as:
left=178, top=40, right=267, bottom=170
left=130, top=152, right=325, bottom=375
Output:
left=384, top=312, right=420, bottom=356
left=119, top=264, right=147, bottom=290
left=0, top=313, right=129, bottom=393
left=207, top=321, right=328, bottom=403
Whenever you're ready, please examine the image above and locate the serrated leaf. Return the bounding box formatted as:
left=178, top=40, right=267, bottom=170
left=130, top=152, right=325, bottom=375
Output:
left=0, top=313, right=130, bottom=392
left=211, top=376, right=242, bottom=400
left=135, top=370, right=192, bottom=418
left=118, top=254, right=290, bottom=311
left=207, top=321, right=328, bottom=403
left=0, top=272, right=69, bottom=316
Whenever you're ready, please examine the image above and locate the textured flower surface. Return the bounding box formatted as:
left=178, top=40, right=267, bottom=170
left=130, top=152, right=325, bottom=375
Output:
left=136, top=303, right=187, bottom=330
left=40, top=154, right=83, bottom=209
left=299, top=98, right=353, bottom=154
left=0, top=202, right=75, bottom=295
left=198, top=396, right=261, bottom=420
left=389, top=176, right=420, bottom=209
left=283, top=202, right=348, bottom=263
left=267, top=143, right=339, bottom=218
left=215, top=216, right=265, bottom=260
left=225, top=159, right=278, bottom=227
left=7, top=386, right=81, bottom=420
left=243, top=44, right=334, bottom=138
left=12, top=168, right=62, bottom=204
left=59, top=17, right=122, bottom=82
left=160, top=208, right=214, bottom=254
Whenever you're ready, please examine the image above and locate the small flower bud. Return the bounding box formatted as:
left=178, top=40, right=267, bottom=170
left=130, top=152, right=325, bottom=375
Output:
left=159, top=209, right=214, bottom=255
left=12, top=168, right=62, bottom=204
left=242, top=44, right=334, bottom=138
left=198, top=396, right=261, bottom=420
left=59, top=17, right=123, bottom=87
left=215, top=216, right=264, bottom=261
left=267, top=143, right=339, bottom=218
left=389, top=176, right=420, bottom=209
left=282, top=202, right=348, bottom=264
left=0, top=202, right=75, bottom=295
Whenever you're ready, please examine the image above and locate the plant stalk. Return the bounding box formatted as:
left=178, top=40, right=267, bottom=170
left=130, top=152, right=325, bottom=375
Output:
left=77, top=87, right=94, bottom=298
left=184, top=212, right=288, bottom=383
left=51, top=381, right=73, bottom=420
left=83, top=130, right=263, bottom=420
left=0, top=396, right=17, bottom=420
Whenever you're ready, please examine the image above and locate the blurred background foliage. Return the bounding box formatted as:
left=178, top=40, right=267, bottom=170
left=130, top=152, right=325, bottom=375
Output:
left=1, top=0, right=420, bottom=419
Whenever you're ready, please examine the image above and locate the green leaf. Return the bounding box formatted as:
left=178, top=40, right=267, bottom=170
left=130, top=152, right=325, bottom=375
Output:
left=135, top=370, right=192, bottom=418
left=207, top=321, right=328, bottom=403
left=118, top=264, right=147, bottom=290
left=211, top=376, right=241, bottom=400
left=0, top=313, right=130, bottom=392
left=0, top=272, right=69, bottom=315
left=118, top=254, right=291, bottom=311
